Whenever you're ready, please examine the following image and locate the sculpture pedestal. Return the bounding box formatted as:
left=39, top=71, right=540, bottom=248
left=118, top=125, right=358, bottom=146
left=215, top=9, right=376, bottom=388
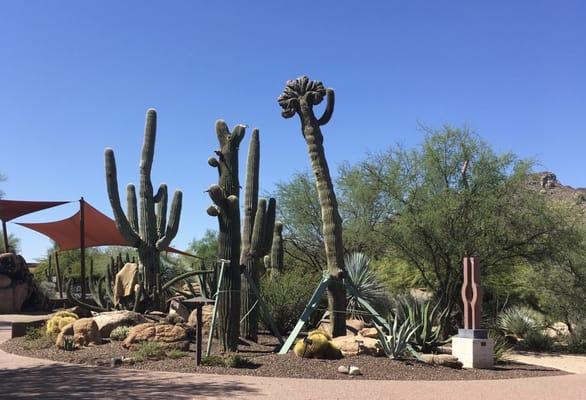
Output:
left=452, top=331, right=493, bottom=369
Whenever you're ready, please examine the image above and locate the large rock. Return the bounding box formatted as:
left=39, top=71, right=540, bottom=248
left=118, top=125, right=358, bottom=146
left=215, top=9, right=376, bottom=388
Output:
left=318, top=318, right=366, bottom=336
left=122, top=323, right=190, bottom=350
left=331, top=334, right=380, bottom=356
left=359, top=327, right=379, bottom=338
left=420, top=354, right=463, bottom=369
left=0, top=283, right=29, bottom=313
left=187, top=305, right=213, bottom=334
left=92, top=310, right=148, bottom=338
left=56, top=318, right=101, bottom=349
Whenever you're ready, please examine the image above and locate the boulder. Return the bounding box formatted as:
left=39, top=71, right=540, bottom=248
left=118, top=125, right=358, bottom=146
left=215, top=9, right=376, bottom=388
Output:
left=318, top=318, right=366, bottom=336
left=331, top=334, right=380, bottom=356
left=56, top=318, right=101, bottom=349
left=187, top=305, right=214, bottom=333
left=419, top=354, right=463, bottom=369
left=359, top=327, right=378, bottom=338
left=92, top=310, right=148, bottom=338
left=122, top=323, right=190, bottom=350
left=72, top=318, right=102, bottom=347
left=0, top=282, right=30, bottom=313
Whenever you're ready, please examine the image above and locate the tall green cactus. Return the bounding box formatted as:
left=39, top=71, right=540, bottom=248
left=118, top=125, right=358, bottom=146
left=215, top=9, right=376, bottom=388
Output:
left=105, top=108, right=182, bottom=309
left=269, top=221, right=284, bottom=276
left=278, top=76, right=347, bottom=337
left=207, top=120, right=245, bottom=351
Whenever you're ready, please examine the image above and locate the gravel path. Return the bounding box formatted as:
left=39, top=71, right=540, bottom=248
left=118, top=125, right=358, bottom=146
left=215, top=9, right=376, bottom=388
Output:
left=1, top=326, right=585, bottom=399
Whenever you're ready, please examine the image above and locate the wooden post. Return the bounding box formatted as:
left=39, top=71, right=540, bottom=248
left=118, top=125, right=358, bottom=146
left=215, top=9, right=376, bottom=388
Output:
left=55, top=251, right=63, bottom=298
left=2, top=220, right=9, bottom=252
left=79, top=197, right=86, bottom=299
left=196, top=304, right=203, bottom=365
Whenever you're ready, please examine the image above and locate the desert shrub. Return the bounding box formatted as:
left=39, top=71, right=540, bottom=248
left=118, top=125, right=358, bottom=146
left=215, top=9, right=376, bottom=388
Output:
left=345, top=252, right=390, bottom=320
left=566, top=334, right=586, bottom=354
left=496, top=306, right=544, bottom=338
left=61, top=335, right=75, bottom=352
left=522, top=329, right=554, bottom=352
left=109, top=326, right=131, bottom=341
left=489, top=330, right=514, bottom=362
left=201, top=355, right=225, bottom=367
left=24, top=326, right=43, bottom=341
left=133, top=342, right=166, bottom=361
left=22, top=335, right=54, bottom=350
left=376, top=317, right=418, bottom=360
left=166, top=349, right=188, bottom=359
left=391, top=295, right=449, bottom=353
left=261, top=270, right=319, bottom=333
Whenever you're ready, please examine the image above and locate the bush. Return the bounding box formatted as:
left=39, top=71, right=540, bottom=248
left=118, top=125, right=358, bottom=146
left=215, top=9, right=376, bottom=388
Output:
left=24, top=327, right=43, bottom=341
left=109, top=326, right=131, bottom=341
left=489, top=330, right=514, bottom=362
left=200, top=354, right=256, bottom=368
left=261, top=270, right=319, bottom=333
left=496, top=306, right=544, bottom=338
left=522, top=329, right=554, bottom=352
left=22, top=335, right=54, bottom=350
left=201, top=355, right=225, bottom=367
left=166, top=349, right=188, bottom=359
left=133, top=342, right=166, bottom=361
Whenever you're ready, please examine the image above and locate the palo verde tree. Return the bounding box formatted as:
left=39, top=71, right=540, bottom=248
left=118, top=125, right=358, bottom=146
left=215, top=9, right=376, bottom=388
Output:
left=105, top=108, right=182, bottom=310
left=207, top=120, right=245, bottom=351
left=278, top=76, right=347, bottom=337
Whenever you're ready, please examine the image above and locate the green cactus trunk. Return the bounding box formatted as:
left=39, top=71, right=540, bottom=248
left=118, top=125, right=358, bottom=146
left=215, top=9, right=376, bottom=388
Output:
left=208, top=121, right=245, bottom=351
left=278, top=77, right=347, bottom=337
left=269, top=221, right=284, bottom=276
left=105, top=108, right=182, bottom=311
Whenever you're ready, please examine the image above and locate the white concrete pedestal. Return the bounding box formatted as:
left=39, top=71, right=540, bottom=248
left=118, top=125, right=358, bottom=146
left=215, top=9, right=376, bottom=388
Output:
left=452, top=336, right=494, bottom=369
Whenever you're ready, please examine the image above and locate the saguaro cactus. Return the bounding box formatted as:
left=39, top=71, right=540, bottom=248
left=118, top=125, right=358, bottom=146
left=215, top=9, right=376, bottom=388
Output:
left=269, top=221, right=284, bottom=275
left=208, top=120, right=245, bottom=351
left=278, top=76, right=347, bottom=337
left=105, top=108, right=182, bottom=309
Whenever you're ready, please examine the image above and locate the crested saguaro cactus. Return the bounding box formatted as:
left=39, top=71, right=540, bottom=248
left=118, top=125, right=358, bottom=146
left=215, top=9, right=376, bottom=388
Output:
left=207, top=120, right=245, bottom=351
left=278, top=76, right=347, bottom=337
left=105, top=108, right=182, bottom=309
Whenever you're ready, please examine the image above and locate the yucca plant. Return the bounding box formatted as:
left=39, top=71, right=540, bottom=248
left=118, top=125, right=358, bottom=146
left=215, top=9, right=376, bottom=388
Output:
left=496, top=306, right=544, bottom=338
left=489, top=330, right=514, bottom=362
left=376, top=317, right=419, bottom=360
left=392, top=296, right=449, bottom=353
left=345, top=252, right=390, bottom=320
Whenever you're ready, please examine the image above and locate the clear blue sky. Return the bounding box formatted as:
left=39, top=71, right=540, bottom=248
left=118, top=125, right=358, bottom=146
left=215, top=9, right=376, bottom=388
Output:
left=1, top=1, right=584, bottom=260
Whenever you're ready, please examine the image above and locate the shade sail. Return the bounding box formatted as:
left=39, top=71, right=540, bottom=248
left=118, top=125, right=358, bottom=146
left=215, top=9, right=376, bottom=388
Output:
left=17, top=201, right=196, bottom=257
left=0, top=199, right=70, bottom=222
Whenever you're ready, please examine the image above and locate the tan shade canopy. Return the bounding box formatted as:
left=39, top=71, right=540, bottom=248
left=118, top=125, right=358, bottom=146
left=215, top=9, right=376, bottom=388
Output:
left=0, top=199, right=70, bottom=222
left=17, top=201, right=195, bottom=257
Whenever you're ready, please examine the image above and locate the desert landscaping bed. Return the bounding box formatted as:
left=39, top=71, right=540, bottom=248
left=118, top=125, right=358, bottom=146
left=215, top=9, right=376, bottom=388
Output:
left=0, top=334, right=567, bottom=381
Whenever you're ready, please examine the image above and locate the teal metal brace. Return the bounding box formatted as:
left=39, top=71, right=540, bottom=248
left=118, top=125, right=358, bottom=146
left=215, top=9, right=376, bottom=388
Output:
left=278, top=274, right=331, bottom=354
left=242, top=269, right=284, bottom=345
left=205, top=259, right=228, bottom=357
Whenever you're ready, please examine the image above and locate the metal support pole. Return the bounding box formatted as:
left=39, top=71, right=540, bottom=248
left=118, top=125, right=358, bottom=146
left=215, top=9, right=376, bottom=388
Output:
left=79, top=197, right=86, bottom=299
left=2, top=220, right=9, bottom=252
left=205, top=259, right=229, bottom=357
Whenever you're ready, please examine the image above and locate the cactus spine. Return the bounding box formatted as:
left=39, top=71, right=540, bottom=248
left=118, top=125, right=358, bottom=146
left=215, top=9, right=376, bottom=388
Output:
left=105, top=108, right=182, bottom=310
left=278, top=76, right=347, bottom=337
left=207, top=120, right=245, bottom=352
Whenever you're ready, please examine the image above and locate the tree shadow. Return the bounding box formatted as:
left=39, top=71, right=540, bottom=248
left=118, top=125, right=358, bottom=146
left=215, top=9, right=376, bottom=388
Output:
left=0, top=363, right=261, bottom=399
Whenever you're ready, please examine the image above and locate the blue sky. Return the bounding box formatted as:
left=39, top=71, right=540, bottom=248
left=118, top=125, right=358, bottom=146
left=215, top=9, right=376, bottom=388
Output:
left=1, top=1, right=584, bottom=260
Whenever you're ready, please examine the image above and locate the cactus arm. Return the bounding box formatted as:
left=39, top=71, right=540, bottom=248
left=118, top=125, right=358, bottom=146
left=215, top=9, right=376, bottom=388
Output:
left=317, top=88, right=335, bottom=126
left=250, top=199, right=267, bottom=256
left=156, top=190, right=182, bottom=251
left=126, top=184, right=139, bottom=233
left=155, top=184, right=168, bottom=239
left=105, top=148, right=141, bottom=247
left=66, top=279, right=109, bottom=312
left=262, top=198, right=276, bottom=254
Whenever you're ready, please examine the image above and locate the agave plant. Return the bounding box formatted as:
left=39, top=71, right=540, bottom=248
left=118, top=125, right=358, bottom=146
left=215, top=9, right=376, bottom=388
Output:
left=376, top=317, right=419, bottom=360
left=496, top=306, right=544, bottom=338
left=344, top=253, right=390, bottom=320
left=392, top=295, right=449, bottom=353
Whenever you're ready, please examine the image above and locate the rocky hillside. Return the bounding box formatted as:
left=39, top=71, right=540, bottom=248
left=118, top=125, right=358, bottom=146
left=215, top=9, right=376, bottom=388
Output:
left=527, top=172, right=586, bottom=215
